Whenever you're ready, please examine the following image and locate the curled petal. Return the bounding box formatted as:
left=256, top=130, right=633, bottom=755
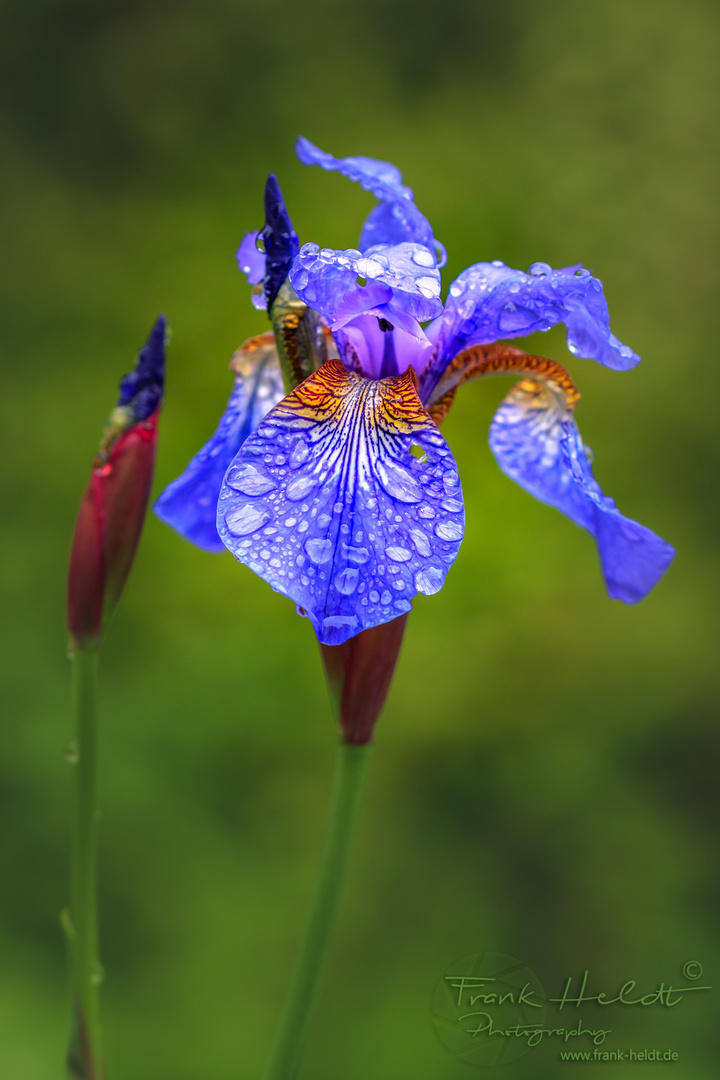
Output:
left=424, top=341, right=579, bottom=422
left=217, top=359, right=464, bottom=645
left=423, top=261, right=640, bottom=399
left=295, top=136, right=438, bottom=254
left=489, top=376, right=675, bottom=602
left=154, top=334, right=284, bottom=551
left=289, top=241, right=442, bottom=334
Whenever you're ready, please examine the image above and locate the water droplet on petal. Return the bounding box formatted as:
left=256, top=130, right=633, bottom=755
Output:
left=409, top=528, right=431, bottom=556
left=412, top=248, right=435, bottom=267
left=334, top=568, right=359, bottom=594
left=415, top=566, right=444, bottom=594
left=376, top=459, right=422, bottom=503
left=323, top=615, right=359, bottom=632
left=225, top=463, right=276, bottom=496
left=416, top=275, right=441, bottom=298
left=305, top=538, right=333, bottom=564
left=498, top=303, right=537, bottom=333
left=343, top=544, right=370, bottom=564
left=385, top=545, right=411, bottom=563
left=289, top=440, right=310, bottom=469
left=286, top=474, right=315, bottom=501
left=435, top=518, right=463, bottom=541
left=225, top=504, right=270, bottom=536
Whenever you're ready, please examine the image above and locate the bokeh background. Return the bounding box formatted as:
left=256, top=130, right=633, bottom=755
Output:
left=1, top=0, right=719, bottom=1076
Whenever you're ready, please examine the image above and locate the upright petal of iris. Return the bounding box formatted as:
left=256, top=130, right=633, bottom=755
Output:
left=217, top=359, right=464, bottom=645
left=296, top=136, right=444, bottom=261
left=290, top=241, right=442, bottom=339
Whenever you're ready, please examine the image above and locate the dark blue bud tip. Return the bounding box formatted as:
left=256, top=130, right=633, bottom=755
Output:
left=261, top=174, right=299, bottom=310
left=117, top=315, right=167, bottom=422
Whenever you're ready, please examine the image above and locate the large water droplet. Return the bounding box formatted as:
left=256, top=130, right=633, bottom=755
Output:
left=416, top=275, right=441, bottom=298
left=343, top=544, right=370, bottom=564
left=415, top=566, right=444, bottom=593
left=286, top=474, right=315, bottom=501
left=225, top=463, right=276, bottom=496
left=409, top=528, right=431, bottom=556
left=305, top=538, right=333, bottom=564
left=376, top=459, right=422, bottom=503
left=289, top=439, right=310, bottom=469
left=334, top=568, right=359, bottom=594
left=435, top=518, right=463, bottom=541
left=412, top=247, right=435, bottom=267
left=498, top=304, right=537, bottom=333
left=385, top=545, right=411, bottom=563
left=225, top=504, right=270, bottom=536
left=323, top=615, right=358, bottom=632
left=356, top=257, right=384, bottom=279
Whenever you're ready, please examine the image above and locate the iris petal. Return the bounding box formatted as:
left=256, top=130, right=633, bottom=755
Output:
left=217, top=359, right=464, bottom=644
left=489, top=377, right=675, bottom=602
left=236, top=231, right=265, bottom=286
left=295, top=136, right=437, bottom=253
left=423, top=261, right=640, bottom=398
left=154, top=335, right=284, bottom=551
left=289, top=241, right=442, bottom=333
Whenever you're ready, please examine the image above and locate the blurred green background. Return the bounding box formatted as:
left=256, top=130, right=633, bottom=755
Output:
left=1, top=0, right=718, bottom=1076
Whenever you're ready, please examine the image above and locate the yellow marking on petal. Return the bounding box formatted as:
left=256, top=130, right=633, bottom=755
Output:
left=229, top=331, right=277, bottom=377
left=278, top=359, right=431, bottom=435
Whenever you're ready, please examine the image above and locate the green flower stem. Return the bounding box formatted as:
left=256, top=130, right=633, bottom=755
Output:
left=263, top=741, right=373, bottom=1080
left=67, top=647, right=104, bottom=1080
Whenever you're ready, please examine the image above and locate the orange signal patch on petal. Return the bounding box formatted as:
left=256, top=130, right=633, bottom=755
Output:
left=217, top=359, right=465, bottom=645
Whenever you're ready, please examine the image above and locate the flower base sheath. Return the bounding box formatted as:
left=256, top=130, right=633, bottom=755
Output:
left=319, top=613, right=408, bottom=745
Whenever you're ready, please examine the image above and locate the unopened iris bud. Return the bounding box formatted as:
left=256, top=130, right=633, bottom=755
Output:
left=262, top=173, right=300, bottom=310
left=67, top=316, right=166, bottom=650
left=319, top=613, right=408, bottom=745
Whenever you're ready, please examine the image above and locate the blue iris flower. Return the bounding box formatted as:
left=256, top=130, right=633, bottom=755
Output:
left=156, top=138, right=675, bottom=644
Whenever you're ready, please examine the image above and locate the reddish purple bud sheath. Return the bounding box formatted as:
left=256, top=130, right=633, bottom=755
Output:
left=68, top=414, right=159, bottom=649
left=319, top=613, right=408, bottom=745
left=68, top=317, right=166, bottom=650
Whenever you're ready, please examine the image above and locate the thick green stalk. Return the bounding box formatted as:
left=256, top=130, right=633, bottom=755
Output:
left=67, top=647, right=104, bottom=1080
left=263, top=742, right=372, bottom=1080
